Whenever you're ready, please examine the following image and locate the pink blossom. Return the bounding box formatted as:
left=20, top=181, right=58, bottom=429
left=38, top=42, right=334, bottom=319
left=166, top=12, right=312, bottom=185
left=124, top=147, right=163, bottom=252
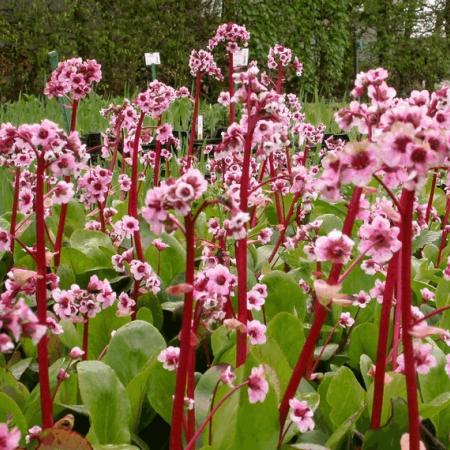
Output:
left=396, top=342, right=437, bottom=375
left=0, top=228, right=11, bottom=252
left=359, top=217, right=401, bottom=263
left=118, top=174, right=131, bottom=192
left=247, top=289, right=265, bottom=311
left=353, top=290, right=371, bottom=308
left=156, top=124, right=174, bottom=145
left=0, top=423, right=21, bottom=450
left=257, top=227, right=273, bottom=244
left=130, top=260, right=152, bottom=282
left=339, top=312, right=355, bottom=328
left=57, top=368, right=70, bottom=381
left=220, top=365, right=236, bottom=386
left=158, top=346, right=180, bottom=371
left=314, top=230, right=354, bottom=264
left=370, top=279, right=386, bottom=304
left=153, top=239, right=169, bottom=251
left=420, top=288, right=435, bottom=302
left=135, top=80, right=176, bottom=119
left=205, top=264, right=235, bottom=296
left=218, top=91, right=231, bottom=106
left=51, top=180, right=74, bottom=205
left=189, top=49, right=223, bottom=80
left=116, top=293, right=135, bottom=317
left=247, top=320, right=266, bottom=345
left=115, top=215, right=140, bottom=239
left=69, top=346, right=85, bottom=359
left=247, top=365, right=269, bottom=404
left=224, top=212, right=250, bottom=240
left=289, top=398, right=315, bottom=433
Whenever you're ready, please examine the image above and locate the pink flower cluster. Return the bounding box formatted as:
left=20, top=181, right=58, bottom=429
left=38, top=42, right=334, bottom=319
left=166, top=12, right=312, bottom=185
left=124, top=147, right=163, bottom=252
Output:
left=267, top=44, right=303, bottom=76
left=188, top=50, right=223, bottom=80
left=78, top=166, right=112, bottom=207
left=0, top=228, right=11, bottom=252
left=52, top=275, right=117, bottom=321
left=208, top=23, right=250, bottom=52
left=0, top=298, right=47, bottom=352
left=314, top=230, right=354, bottom=264
left=0, top=423, right=20, bottom=450
left=142, top=169, right=207, bottom=233
left=44, top=57, right=101, bottom=100
left=135, top=80, right=177, bottom=118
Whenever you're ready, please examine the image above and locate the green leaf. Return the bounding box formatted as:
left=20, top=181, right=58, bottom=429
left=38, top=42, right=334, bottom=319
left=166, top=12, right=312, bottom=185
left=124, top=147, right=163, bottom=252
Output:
left=0, top=393, right=27, bottom=445
left=266, top=312, right=304, bottom=367
left=326, top=366, right=365, bottom=427
left=347, top=323, right=378, bottom=367
left=147, top=361, right=176, bottom=423
left=325, top=403, right=365, bottom=450
left=263, top=271, right=306, bottom=321
left=78, top=361, right=131, bottom=444
left=367, top=373, right=406, bottom=426
left=412, top=230, right=440, bottom=252
left=315, top=214, right=343, bottom=235
left=69, top=229, right=114, bottom=267
left=419, top=392, right=450, bottom=419
left=103, top=320, right=165, bottom=385
left=0, top=368, right=29, bottom=410
left=362, top=399, right=408, bottom=450
left=211, top=354, right=279, bottom=450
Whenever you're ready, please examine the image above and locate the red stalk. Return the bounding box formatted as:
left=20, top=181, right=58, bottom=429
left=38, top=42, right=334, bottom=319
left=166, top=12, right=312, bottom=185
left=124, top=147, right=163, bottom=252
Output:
left=153, top=118, right=163, bottom=186
left=278, top=186, right=362, bottom=432
left=184, top=382, right=247, bottom=450
left=170, top=213, right=196, bottom=450
left=228, top=52, right=235, bottom=124
left=370, top=251, right=399, bottom=428
left=436, top=196, right=450, bottom=266
left=399, top=189, right=421, bottom=450
left=54, top=99, right=78, bottom=267
left=82, top=319, right=89, bottom=361
left=268, top=192, right=300, bottom=264
left=35, top=155, right=53, bottom=428
left=235, top=114, right=258, bottom=367
left=424, top=172, right=438, bottom=224
left=9, top=168, right=21, bottom=253
left=269, top=154, right=284, bottom=224
left=187, top=73, right=203, bottom=167
left=391, top=260, right=403, bottom=369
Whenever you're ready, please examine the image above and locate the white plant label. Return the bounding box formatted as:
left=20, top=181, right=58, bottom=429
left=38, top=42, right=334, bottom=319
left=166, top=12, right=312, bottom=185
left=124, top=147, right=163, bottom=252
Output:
left=233, top=48, right=249, bottom=68
left=144, top=52, right=161, bottom=66
left=197, top=115, right=204, bottom=140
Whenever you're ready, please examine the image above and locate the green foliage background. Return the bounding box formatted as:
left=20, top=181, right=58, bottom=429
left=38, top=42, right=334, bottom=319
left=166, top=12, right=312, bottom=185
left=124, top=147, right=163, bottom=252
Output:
left=0, top=0, right=449, bottom=101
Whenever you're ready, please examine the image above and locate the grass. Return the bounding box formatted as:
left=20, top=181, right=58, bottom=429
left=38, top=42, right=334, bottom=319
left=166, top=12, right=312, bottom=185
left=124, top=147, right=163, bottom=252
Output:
left=0, top=92, right=343, bottom=135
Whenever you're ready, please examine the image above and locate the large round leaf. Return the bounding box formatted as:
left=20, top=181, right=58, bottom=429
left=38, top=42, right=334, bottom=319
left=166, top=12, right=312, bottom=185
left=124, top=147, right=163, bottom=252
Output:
left=103, top=320, right=166, bottom=385
left=78, top=361, right=131, bottom=445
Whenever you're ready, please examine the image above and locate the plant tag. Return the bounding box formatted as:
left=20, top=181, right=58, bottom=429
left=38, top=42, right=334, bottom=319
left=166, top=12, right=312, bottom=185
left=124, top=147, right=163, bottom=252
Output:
left=233, top=48, right=249, bottom=68
left=144, top=52, right=161, bottom=66
left=197, top=115, right=203, bottom=140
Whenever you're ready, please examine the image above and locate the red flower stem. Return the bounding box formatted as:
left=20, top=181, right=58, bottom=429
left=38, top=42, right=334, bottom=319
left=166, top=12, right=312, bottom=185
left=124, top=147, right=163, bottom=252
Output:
left=208, top=380, right=221, bottom=445
left=109, top=120, right=123, bottom=173
left=97, top=201, right=106, bottom=233
left=54, top=99, right=78, bottom=268
left=9, top=168, right=20, bottom=253
left=413, top=304, right=450, bottom=325
left=268, top=192, right=301, bottom=264
left=425, top=171, right=438, bottom=224
left=35, top=154, right=53, bottom=429
left=13, top=237, right=37, bottom=261
left=370, top=251, right=399, bottom=428
left=184, top=382, right=248, bottom=450
left=436, top=196, right=450, bottom=266
left=307, top=321, right=339, bottom=378
left=187, top=72, right=203, bottom=167
left=285, top=146, right=292, bottom=176
left=302, top=144, right=310, bottom=166
left=276, top=63, right=283, bottom=94
left=278, top=186, right=362, bottom=431
left=82, top=318, right=89, bottom=361
left=236, top=110, right=258, bottom=367
left=228, top=52, right=235, bottom=124
left=153, top=117, right=163, bottom=186
left=399, top=188, right=421, bottom=450
left=268, top=154, right=284, bottom=224
left=391, top=259, right=403, bottom=369
left=170, top=213, right=196, bottom=450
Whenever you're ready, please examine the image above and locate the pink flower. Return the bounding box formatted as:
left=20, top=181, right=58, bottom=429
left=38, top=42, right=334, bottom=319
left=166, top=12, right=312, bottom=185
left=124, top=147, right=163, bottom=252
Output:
left=158, top=346, right=180, bottom=371
left=69, top=346, right=85, bottom=359
left=370, top=279, right=385, bottom=304
left=153, top=239, right=169, bottom=251
left=247, top=365, right=269, bottom=404
left=156, top=124, right=174, bottom=145
left=220, top=365, right=236, bottom=386
left=353, top=290, right=371, bottom=308
left=189, top=49, right=223, bottom=80
left=257, top=227, right=273, bottom=244
left=116, top=215, right=139, bottom=239
left=359, top=217, right=401, bottom=263
left=118, top=174, right=131, bottom=192
left=57, top=368, right=70, bottom=381
left=314, top=230, right=354, bottom=264
left=289, top=398, right=315, bottom=433
left=396, top=343, right=437, bottom=375
left=224, top=212, right=250, bottom=240
left=218, top=91, right=231, bottom=106
left=117, top=293, right=135, bottom=317
left=420, top=288, right=435, bottom=302
left=0, top=423, right=20, bottom=450
left=339, top=312, right=355, bottom=328
left=205, top=264, right=235, bottom=296
left=247, top=290, right=265, bottom=311
left=400, top=433, right=426, bottom=450
left=247, top=320, right=266, bottom=345
left=0, top=228, right=11, bottom=252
